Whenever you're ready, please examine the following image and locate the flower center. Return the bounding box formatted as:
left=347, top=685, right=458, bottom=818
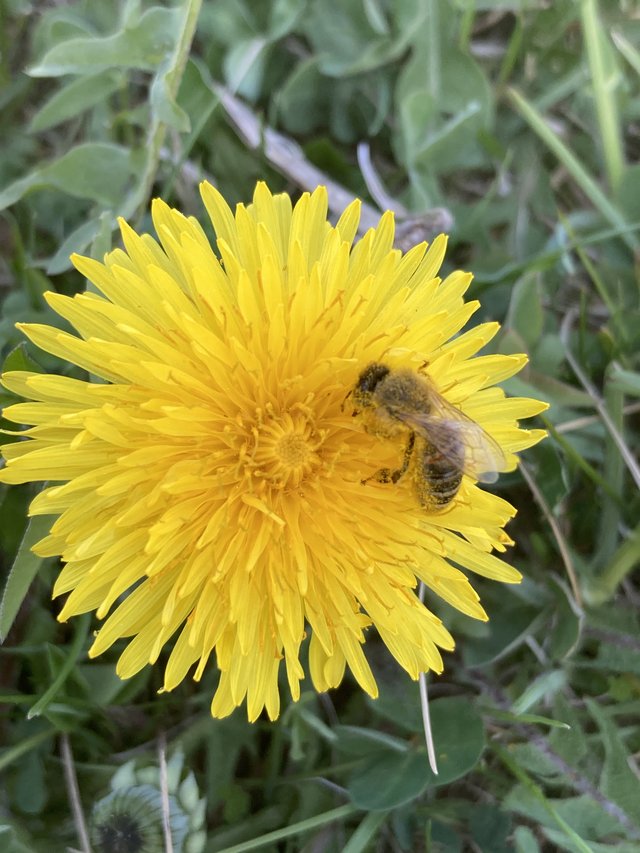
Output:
left=276, top=433, right=310, bottom=467
left=247, top=405, right=324, bottom=490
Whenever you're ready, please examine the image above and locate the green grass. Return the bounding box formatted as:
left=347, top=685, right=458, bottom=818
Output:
left=1, top=1, right=639, bottom=851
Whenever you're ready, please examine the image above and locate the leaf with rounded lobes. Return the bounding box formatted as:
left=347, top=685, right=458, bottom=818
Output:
left=28, top=7, right=179, bottom=77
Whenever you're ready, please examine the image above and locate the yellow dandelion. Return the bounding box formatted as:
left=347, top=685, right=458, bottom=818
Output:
left=0, top=182, right=547, bottom=721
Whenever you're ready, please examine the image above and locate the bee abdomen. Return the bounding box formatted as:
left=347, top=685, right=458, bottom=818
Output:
left=416, top=440, right=464, bottom=510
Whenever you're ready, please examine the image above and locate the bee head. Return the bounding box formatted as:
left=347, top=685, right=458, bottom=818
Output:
left=356, top=362, right=390, bottom=393
left=351, top=362, right=390, bottom=413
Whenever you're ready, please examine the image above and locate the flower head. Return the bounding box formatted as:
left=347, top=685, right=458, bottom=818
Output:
left=0, top=182, right=546, bottom=720
left=90, top=750, right=205, bottom=853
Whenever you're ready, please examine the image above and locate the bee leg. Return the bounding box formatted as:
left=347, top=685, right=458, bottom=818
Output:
left=362, top=433, right=415, bottom=486
left=340, top=388, right=353, bottom=413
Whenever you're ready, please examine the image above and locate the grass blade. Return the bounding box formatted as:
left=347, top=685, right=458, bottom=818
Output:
left=581, top=0, right=625, bottom=190
left=507, top=87, right=638, bottom=252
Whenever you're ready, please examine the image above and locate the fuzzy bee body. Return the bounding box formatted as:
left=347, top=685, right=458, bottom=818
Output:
left=415, top=436, right=464, bottom=510
left=351, top=362, right=506, bottom=511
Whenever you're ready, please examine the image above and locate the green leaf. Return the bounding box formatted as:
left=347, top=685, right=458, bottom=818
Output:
left=13, top=749, right=46, bottom=815
left=28, top=6, right=180, bottom=76
left=0, top=514, right=52, bottom=643
left=489, top=708, right=571, bottom=731
left=276, top=59, right=328, bottom=135
left=549, top=693, right=587, bottom=766
left=512, top=670, right=567, bottom=715
left=547, top=577, right=583, bottom=661
left=368, top=675, right=424, bottom=733
left=593, top=639, right=640, bottom=677
left=28, top=615, right=91, bottom=719
left=30, top=7, right=96, bottom=64
left=347, top=747, right=432, bottom=811
left=0, top=727, right=56, bottom=775
left=46, top=217, right=106, bottom=275
left=420, top=695, right=487, bottom=780
left=2, top=343, right=44, bottom=374
left=177, top=58, right=219, bottom=133
left=469, top=805, right=512, bottom=853
left=347, top=697, right=485, bottom=809
left=463, top=602, right=541, bottom=667
left=90, top=210, right=117, bottom=264
left=303, top=0, right=427, bottom=77
left=223, top=36, right=269, bottom=100
left=395, top=8, right=493, bottom=175
left=506, top=273, right=545, bottom=348
left=581, top=0, right=625, bottom=192
left=29, top=69, right=123, bottom=132
left=342, top=811, right=389, bottom=852
left=335, top=725, right=408, bottom=757
left=614, top=163, right=640, bottom=222
left=267, top=0, right=306, bottom=40
left=505, top=787, right=629, bottom=849
left=0, top=142, right=138, bottom=210
left=76, top=663, right=132, bottom=706
left=428, top=822, right=463, bottom=853
left=586, top=699, right=640, bottom=825
left=586, top=524, right=640, bottom=608
left=609, top=364, right=640, bottom=397
left=150, top=64, right=191, bottom=133
left=507, top=86, right=639, bottom=252
left=507, top=372, right=593, bottom=409
left=513, top=825, right=542, bottom=853
left=0, top=823, right=39, bottom=853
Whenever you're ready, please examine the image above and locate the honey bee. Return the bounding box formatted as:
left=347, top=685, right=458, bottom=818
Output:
left=349, top=362, right=507, bottom=510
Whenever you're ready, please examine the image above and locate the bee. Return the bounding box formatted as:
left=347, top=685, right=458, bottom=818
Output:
left=349, top=362, right=507, bottom=510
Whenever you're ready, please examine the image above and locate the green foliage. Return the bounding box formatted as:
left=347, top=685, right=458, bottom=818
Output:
left=1, top=0, right=639, bottom=850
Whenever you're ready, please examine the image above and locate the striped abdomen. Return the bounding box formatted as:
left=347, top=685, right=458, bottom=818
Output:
left=415, top=437, right=464, bottom=510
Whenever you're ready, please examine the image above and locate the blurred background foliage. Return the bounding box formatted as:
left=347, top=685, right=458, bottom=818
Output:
left=1, top=0, right=640, bottom=850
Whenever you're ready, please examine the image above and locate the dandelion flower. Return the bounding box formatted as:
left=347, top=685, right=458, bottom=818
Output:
left=0, top=182, right=547, bottom=721
left=90, top=750, right=205, bottom=853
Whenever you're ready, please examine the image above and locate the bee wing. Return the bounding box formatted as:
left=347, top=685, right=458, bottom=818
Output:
left=395, top=402, right=507, bottom=484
